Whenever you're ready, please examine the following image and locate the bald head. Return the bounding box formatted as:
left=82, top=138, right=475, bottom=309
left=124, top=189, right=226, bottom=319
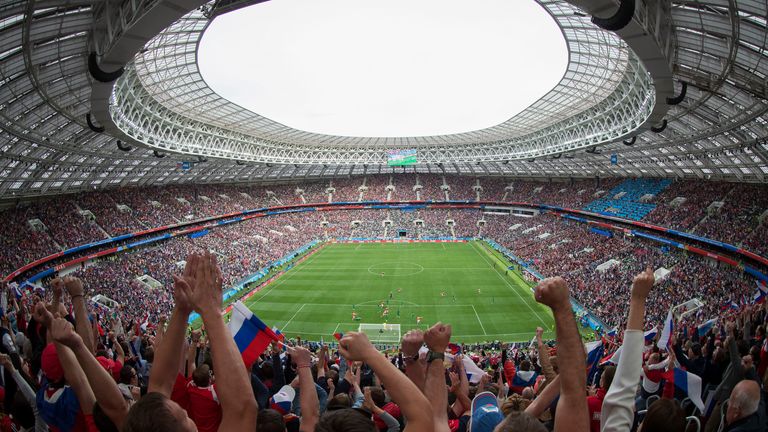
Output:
left=726, top=380, right=760, bottom=425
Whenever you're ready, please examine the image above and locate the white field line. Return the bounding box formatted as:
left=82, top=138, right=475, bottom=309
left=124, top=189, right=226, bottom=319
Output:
left=471, top=305, right=488, bottom=336
left=248, top=247, right=327, bottom=305
left=469, top=241, right=549, bottom=326
left=281, top=303, right=306, bottom=332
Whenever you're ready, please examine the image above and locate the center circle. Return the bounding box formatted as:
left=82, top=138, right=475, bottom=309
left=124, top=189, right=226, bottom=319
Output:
left=367, top=262, right=424, bottom=277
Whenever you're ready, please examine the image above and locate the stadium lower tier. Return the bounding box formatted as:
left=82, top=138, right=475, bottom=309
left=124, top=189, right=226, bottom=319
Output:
left=6, top=204, right=764, bottom=344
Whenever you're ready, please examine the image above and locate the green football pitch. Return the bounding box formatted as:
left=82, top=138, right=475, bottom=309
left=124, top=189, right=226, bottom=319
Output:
left=238, top=241, right=555, bottom=343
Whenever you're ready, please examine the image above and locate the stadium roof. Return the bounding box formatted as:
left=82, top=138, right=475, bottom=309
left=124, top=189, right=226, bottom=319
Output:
left=0, top=0, right=767, bottom=199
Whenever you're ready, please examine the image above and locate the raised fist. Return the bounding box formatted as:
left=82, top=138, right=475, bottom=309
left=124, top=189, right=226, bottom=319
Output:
left=63, top=276, right=84, bottom=298
left=51, top=318, right=83, bottom=349
left=424, top=322, right=452, bottom=353
left=289, top=345, right=312, bottom=367
left=50, top=278, right=64, bottom=299
left=401, top=330, right=424, bottom=357
left=534, top=277, right=570, bottom=313
left=631, top=267, right=655, bottom=301
left=338, top=332, right=378, bottom=362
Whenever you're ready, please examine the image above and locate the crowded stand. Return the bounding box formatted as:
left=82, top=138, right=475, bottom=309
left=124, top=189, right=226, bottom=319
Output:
left=0, top=242, right=765, bottom=432
left=0, top=177, right=767, bottom=432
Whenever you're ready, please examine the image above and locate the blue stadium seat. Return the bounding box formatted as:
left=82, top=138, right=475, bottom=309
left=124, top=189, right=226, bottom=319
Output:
left=583, top=179, right=671, bottom=221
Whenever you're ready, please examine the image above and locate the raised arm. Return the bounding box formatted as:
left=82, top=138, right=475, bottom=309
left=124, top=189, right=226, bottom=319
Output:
left=339, top=332, right=434, bottom=432
left=534, top=277, right=589, bottom=432
left=601, top=268, right=654, bottom=432
left=423, top=322, right=452, bottom=432
left=290, top=346, right=319, bottom=432
left=147, top=259, right=195, bottom=397
left=64, top=276, right=95, bottom=354
left=400, top=330, right=426, bottom=391
left=51, top=317, right=128, bottom=429
left=182, top=252, right=257, bottom=431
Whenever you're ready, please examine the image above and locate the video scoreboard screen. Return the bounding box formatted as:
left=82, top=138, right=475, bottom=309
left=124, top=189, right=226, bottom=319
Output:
left=387, top=149, right=417, bottom=166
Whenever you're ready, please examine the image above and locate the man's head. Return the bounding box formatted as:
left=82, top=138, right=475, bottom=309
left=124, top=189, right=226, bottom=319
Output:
left=192, top=364, right=211, bottom=387
left=726, top=380, right=760, bottom=425
left=688, top=343, right=702, bottom=359
left=647, top=353, right=660, bottom=365
left=256, top=409, right=287, bottom=432
left=639, top=398, right=685, bottom=432
left=494, top=411, right=546, bottom=432
left=315, top=408, right=376, bottom=432
left=470, top=391, right=504, bottom=432
left=124, top=392, right=197, bottom=432
left=741, top=355, right=754, bottom=373
left=367, top=387, right=386, bottom=408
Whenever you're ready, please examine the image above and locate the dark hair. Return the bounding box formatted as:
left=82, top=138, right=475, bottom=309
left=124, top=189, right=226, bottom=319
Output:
left=601, top=366, right=616, bottom=390
left=124, top=392, right=185, bottom=432
left=495, top=411, right=547, bottom=432
left=690, top=343, right=702, bottom=357
left=192, top=364, right=211, bottom=387
left=326, top=394, right=352, bottom=411
left=315, top=409, right=376, bottom=432
left=256, top=409, right=287, bottom=432
left=368, top=387, right=386, bottom=407
left=120, top=365, right=136, bottom=385
left=93, top=402, right=119, bottom=432
left=641, top=398, right=685, bottom=432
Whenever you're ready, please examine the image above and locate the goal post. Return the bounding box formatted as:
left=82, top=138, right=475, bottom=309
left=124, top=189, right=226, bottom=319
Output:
left=358, top=323, right=402, bottom=343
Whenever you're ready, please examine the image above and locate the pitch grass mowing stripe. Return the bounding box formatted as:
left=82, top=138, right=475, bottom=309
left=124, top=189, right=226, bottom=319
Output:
left=237, top=241, right=556, bottom=343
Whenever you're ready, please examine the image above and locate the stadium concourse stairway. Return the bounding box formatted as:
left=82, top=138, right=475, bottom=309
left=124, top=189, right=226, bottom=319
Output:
left=583, top=178, right=672, bottom=221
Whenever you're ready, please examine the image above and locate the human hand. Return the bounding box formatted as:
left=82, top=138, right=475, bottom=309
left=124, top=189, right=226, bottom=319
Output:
left=33, top=302, right=53, bottom=327
left=172, top=274, right=194, bottom=316
left=289, top=346, right=312, bottom=368
left=536, top=327, right=544, bottom=341
left=0, top=354, right=14, bottom=372
left=51, top=318, right=84, bottom=349
left=631, top=267, right=655, bottom=301
left=63, top=276, right=84, bottom=298
left=271, top=340, right=281, bottom=355
left=449, top=371, right=460, bottom=392
left=338, top=332, right=378, bottom=362
left=187, top=252, right=224, bottom=316
left=363, top=387, right=375, bottom=410
left=726, top=321, right=736, bottom=334
left=534, top=277, right=570, bottom=313
left=424, top=322, right=452, bottom=353
left=50, top=278, right=64, bottom=300
left=401, top=330, right=424, bottom=357
left=327, top=378, right=335, bottom=391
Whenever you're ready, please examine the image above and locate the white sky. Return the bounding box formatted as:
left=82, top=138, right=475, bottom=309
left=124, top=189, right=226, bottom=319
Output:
left=198, top=0, right=568, bottom=137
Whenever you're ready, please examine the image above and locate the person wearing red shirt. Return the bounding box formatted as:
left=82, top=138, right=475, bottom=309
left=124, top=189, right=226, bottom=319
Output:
left=185, top=364, right=222, bottom=432
left=587, top=366, right=615, bottom=432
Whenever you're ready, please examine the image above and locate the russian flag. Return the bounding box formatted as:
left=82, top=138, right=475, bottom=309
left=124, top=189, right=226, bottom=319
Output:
left=606, top=327, right=618, bottom=338
left=644, top=327, right=658, bottom=342
left=670, top=368, right=704, bottom=411
left=228, top=301, right=281, bottom=368
left=333, top=332, right=344, bottom=341
left=730, top=301, right=740, bottom=311
left=753, top=280, right=768, bottom=304
left=585, top=340, right=603, bottom=382
left=697, top=318, right=717, bottom=337
left=657, top=310, right=674, bottom=349
left=600, top=344, right=623, bottom=366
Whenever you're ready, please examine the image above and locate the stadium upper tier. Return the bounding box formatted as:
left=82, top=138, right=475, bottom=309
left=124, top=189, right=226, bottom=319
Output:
left=0, top=1, right=767, bottom=199
left=1, top=175, right=765, bottom=280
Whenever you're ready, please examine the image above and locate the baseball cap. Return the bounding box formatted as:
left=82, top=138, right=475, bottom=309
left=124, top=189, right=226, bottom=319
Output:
left=269, top=385, right=296, bottom=415
left=470, top=391, right=504, bottom=432
left=41, top=343, right=65, bottom=382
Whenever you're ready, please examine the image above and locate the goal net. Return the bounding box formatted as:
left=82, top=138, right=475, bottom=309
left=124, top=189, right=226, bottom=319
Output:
left=358, top=323, right=401, bottom=343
